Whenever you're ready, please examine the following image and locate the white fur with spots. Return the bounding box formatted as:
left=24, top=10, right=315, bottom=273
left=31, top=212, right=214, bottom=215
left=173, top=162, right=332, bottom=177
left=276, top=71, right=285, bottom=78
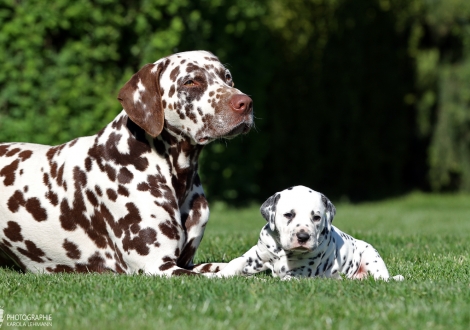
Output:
left=0, top=50, right=253, bottom=276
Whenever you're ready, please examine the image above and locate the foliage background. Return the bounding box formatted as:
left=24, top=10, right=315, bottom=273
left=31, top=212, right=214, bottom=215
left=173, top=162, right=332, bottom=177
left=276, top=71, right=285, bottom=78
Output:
left=1, top=0, right=470, bottom=203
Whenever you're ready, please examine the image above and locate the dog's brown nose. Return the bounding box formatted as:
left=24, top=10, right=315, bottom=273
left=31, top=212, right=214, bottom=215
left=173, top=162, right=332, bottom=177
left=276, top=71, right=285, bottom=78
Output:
left=229, top=94, right=253, bottom=114
left=296, top=232, right=310, bottom=243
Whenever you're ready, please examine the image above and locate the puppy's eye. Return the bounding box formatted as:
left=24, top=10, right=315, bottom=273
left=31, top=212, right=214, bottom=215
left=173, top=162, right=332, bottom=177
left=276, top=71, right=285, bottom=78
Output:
left=184, top=80, right=196, bottom=86
left=283, top=213, right=294, bottom=220
left=313, top=215, right=321, bottom=221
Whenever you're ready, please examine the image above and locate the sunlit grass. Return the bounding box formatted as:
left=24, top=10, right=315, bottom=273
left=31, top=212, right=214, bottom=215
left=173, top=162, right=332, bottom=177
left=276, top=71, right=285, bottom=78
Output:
left=1, top=192, right=469, bottom=329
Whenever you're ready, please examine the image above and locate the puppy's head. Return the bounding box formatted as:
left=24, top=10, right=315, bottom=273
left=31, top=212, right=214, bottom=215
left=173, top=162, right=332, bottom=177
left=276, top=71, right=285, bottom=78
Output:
left=260, top=186, right=336, bottom=252
left=118, top=50, right=253, bottom=144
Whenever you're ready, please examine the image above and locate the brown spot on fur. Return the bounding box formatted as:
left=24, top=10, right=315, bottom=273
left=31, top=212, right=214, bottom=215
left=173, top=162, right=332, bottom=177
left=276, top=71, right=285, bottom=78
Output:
left=74, top=166, right=87, bottom=186
left=17, top=240, right=46, bottom=263
left=123, top=227, right=157, bottom=256
left=59, top=199, right=77, bottom=231
left=18, top=150, right=33, bottom=161
left=69, top=138, right=79, bottom=147
left=50, top=162, right=58, bottom=179
left=63, top=239, right=81, bottom=259
left=169, top=66, right=180, bottom=82
left=7, top=190, right=25, bottom=212
left=0, top=159, right=20, bottom=186
left=118, top=167, right=134, bottom=184
left=113, top=243, right=127, bottom=269
left=169, top=84, right=175, bottom=98
left=85, top=157, right=92, bottom=171
left=115, top=264, right=125, bottom=273
left=117, top=203, right=156, bottom=255
left=46, top=253, right=109, bottom=273
left=87, top=210, right=109, bottom=249
left=204, top=56, right=219, bottom=62
left=58, top=167, right=90, bottom=232
left=75, top=252, right=108, bottom=273
left=118, top=185, right=129, bottom=197
left=158, top=219, right=181, bottom=240
left=4, top=221, right=23, bottom=242
left=57, top=164, right=65, bottom=186
left=43, top=173, right=51, bottom=188
left=86, top=189, right=99, bottom=207
left=46, top=144, right=66, bottom=162
left=88, top=132, right=150, bottom=172
left=46, top=264, right=75, bottom=273
left=198, top=263, right=213, bottom=273
left=45, top=191, right=59, bottom=206
left=172, top=268, right=197, bottom=276
left=159, top=261, right=174, bottom=271
left=0, top=145, right=9, bottom=156
left=107, top=189, right=117, bottom=202
left=105, top=164, right=116, bottom=181
left=6, top=148, right=20, bottom=157
left=25, top=197, right=48, bottom=221
left=2, top=239, right=12, bottom=247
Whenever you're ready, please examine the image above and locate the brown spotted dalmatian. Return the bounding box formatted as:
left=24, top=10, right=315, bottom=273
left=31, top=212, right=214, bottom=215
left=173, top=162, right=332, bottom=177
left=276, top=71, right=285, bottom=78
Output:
left=217, top=186, right=404, bottom=281
left=0, top=50, right=253, bottom=275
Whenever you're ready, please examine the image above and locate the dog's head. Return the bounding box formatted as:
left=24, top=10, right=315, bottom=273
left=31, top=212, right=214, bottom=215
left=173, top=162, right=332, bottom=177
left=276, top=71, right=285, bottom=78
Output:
left=260, top=186, right=336, bottom=252
left=118, top=50, right=253, bottom=145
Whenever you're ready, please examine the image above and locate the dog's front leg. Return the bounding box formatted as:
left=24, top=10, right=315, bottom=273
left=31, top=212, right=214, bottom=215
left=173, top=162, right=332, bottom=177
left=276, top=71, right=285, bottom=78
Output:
left=216, top=245, right=269, bottom=278
left=175, top=183, right=226, bottom=273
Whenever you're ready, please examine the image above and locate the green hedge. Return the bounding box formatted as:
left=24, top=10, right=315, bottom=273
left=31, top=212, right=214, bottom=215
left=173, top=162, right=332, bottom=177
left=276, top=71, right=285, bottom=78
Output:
left=1, top=0, right=469, bottom=203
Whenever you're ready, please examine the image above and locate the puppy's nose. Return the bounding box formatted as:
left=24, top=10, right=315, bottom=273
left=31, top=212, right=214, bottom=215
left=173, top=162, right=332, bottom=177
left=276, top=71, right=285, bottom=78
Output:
left=229, top=94, right=253, bottom=114
left=296, top=232, right=310, bottom=243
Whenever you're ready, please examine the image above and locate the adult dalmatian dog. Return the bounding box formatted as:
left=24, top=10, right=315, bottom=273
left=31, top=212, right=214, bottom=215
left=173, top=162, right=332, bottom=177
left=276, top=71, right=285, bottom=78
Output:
left=0, top=50, right=253, bottom=275
left=217, top=186, right=403, bottom=281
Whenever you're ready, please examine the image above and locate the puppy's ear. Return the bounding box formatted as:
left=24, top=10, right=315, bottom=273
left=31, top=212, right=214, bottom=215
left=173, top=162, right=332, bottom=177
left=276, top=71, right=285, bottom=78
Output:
left=260, top=193, right=281, bottom=231
left=321, top=193, right=336, bottom=225
left=118, top=62, right=166, bottom=138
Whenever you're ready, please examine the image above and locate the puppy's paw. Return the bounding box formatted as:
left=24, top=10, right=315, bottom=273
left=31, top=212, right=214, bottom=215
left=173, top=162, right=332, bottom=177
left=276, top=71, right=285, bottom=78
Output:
left=392, top=274, right=404, bottom=281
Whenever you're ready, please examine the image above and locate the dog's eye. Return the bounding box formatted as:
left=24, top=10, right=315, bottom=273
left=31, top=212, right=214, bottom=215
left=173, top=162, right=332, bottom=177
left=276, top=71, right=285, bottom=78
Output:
left=184, top=80, right=196, bottom=86
left=313, top=215, right=321, bottom=221
left=283, top=212, right=294, bottom=220
left=225, top=72, right=234, bottom=86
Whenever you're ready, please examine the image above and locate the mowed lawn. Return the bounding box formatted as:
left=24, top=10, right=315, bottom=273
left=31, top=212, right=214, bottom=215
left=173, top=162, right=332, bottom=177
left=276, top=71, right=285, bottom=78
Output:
left=1, top=192, right=469, bottom=329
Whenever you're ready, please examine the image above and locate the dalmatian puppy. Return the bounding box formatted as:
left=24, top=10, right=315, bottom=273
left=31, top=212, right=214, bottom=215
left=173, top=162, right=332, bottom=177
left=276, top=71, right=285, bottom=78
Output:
left=0, top=50, right=253, bottom=275
left=217, top=186, right=403, bottom=281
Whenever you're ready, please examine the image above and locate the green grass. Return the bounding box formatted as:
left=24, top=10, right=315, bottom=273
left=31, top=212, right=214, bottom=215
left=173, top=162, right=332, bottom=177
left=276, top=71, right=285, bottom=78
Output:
left=1, top=192, right=470, bottom=329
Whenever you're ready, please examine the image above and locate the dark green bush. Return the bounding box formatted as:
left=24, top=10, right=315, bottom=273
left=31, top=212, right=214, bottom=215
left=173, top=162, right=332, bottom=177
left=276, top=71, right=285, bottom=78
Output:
left=1, top=0, right=469, bottom=203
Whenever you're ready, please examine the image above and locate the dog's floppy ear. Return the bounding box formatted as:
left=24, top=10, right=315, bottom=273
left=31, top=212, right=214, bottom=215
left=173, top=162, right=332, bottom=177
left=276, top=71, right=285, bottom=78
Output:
left=118, top=62, right=165, bottom=138
left=260, top=193, right=281, bottom=231
left=321, top=193, right=336, bottom=225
